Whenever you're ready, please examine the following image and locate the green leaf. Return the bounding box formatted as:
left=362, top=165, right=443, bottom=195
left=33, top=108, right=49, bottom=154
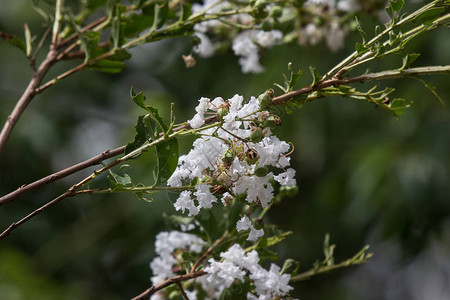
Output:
left=354, top=16, right=367, bottom=43
left=87, top=60, right=126, bottom=73
left=309, top=66, right=322, bottom=87
left=390, top=0, right=404, bottom=12
left=281, top=258, right=300, bottom=276
left=126, top=115, right=151, bottom=155
left=130, top=87, right=169, bottom=133
left=24, top=24, right=32, bottom=57
left=111, top=5, right=121, bottom=49
left=107, top=165, right=133, bottom=190
left=154, top=138, right=179, bottom=186
left=122, top=12, right=155, bottom=38
left=0, top=31, right=27, bottom=54
left=355, top=42, right=367, bottom=54
left=179, top=3, right=192, bottom=21
left=109, top=49, right=131, bottom=61
left=399, top=53, right=420, bottom=71
left=415, top=7, right=446, bottom=26
left=388, top=98, right=410, bottom=117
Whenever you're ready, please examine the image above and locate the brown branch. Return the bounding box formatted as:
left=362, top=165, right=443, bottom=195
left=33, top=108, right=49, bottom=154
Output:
left=0, top=158, right=122, bottom=240
left=60, top=41, right=111, bottom=60
left=0, top=146, right=125, bottom=206
left=176, top=282, right=190, bottom=300
left=130, top=271, right=206, bottom=300
left=0, top=48, right=59, bottom=152
left=35, top=50, right=114, bottom=94
left=57, top=16, right=107, bottom=49
left=190, top=231, right=229, bottom=273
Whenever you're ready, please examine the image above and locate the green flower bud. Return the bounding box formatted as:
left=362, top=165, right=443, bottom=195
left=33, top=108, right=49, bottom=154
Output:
left=249, top=127, right=264, bottom=143
left=271, top=6, right=283, bottom=18
left=263, top=115, right=282, bottom=128
left=254, top=166, right=269, bottom=177
left=280, top=185, right=299, bottom=197
left=221, top=149, right=235, bottom=164
left=258, top=89, right=274, bottom=109
left=217, top=106, right=229, bottom=119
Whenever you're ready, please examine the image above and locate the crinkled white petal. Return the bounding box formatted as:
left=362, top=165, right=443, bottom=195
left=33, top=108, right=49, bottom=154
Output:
left=274, top=168, right=297, bottom=187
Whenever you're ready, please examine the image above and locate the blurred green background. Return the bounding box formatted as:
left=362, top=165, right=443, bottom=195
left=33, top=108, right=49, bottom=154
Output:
left=1, top=1, right=449, bottom=299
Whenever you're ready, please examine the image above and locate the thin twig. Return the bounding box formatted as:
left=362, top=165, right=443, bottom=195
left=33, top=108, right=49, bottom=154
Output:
left=0, top=146, right=125, bottom=206
left=30, top=27, right=51, bottom=71
left=190, top=231, right=229, bottom=273
left=35, top=50, right=114, bottom=94
left=130, top=271, right=206, bottom=300
left=0, top=158, right=122, bottom=240
left=51, top=0, right=63, bottom=49
left=176, top=282, right=190, bottom=300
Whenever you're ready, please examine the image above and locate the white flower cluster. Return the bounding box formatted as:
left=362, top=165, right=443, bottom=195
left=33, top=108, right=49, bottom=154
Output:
left=191, top=0, right=283, bottom=73
left=167, top=93, right=296, bottom=241
left=202, top=244, right=293, bottom=299
left=300, top=0, right=362, bottom=52
left=149, top=234, right=294, bottom=299
left=149, top=231, right=206, bottom=285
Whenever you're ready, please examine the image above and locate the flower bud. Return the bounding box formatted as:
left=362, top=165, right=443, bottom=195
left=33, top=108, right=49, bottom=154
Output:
left=271, top=6, right=283, bottom=18
left=258, top=89, right=274, bottom=109
left=280, top=185, right=299, bottom=197
left=249, top=127, right=263, bottom=143
left=221, top=149, right=235, bottom=164
left=216, top=106, right=229, bottom=119
left=263, top=115, right=282, bottom=128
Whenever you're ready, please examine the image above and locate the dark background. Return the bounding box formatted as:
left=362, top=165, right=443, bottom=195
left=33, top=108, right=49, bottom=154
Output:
left=1, top=1, right=449, bottom=299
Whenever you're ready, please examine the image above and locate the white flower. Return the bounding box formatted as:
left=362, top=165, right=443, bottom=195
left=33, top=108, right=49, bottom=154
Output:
left=255, top=30, right=283, bottom=48
left=193, top=33, right=215, bottom=58
left=326, top=22, right=346, bottom=52
left=204, top=244, right=294, bottom=298
left=236, top=215, right=264, bottom=242
left=337, top=0, right=360, bottom=12
left=274, top=168, right=297, bottom=187
left=194, top=184, right=217, bottom=209
left=188, top=97, right=210, bottom=128
left=150, top=231, right=206, bottom=285
left=204, top=259, right=246, bottom=288
left=250, top=264, right=293, bottom=297
left=302, top=23, right=323, bottom=46
left=174, top=190, right=199, bottom=216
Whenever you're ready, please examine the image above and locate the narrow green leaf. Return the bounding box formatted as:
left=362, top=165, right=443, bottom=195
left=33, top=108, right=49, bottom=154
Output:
left=87, top=60, right=126, bottom=73
left=126, top=115, right=149, bottom=155
left=130, top=87, right=169, bottom=133
left=111, top=5, right=121, bottom=49
left=154, top=138, right=179, bottom=186
left=0, top=31, right=27, bottom=53
left=130, top=86, right=147, bottom=109
left=414, top=77, right=446, bottom=107
left=354, top=16, right=367, bottom=43
left=179, top=3, right=192, bottom=21
left=399, top=53, right=420, bottom=71
left=390, top=0, right=404, bottom=12
left=134, top=191, right=153, bottom=202
left=107, top=166, right=132, bottom=190
left=24, top=24, right=32, bottom=57
left=288, top=69, right=303, bottom=91
left=355, top=42, right=367, bottom=54
left=415, top=7, right=446, bottom=26
left=309, top=66, right=322, bottom=87
left=388, top=98, right=410, bottom=117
